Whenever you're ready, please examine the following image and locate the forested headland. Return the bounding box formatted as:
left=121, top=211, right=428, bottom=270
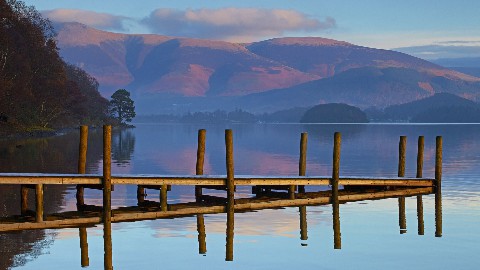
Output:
left=0, top=0, right=110, bottom=134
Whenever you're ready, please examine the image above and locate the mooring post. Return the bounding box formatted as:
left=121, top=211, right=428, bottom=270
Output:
left=416, top=136, right=425, bottom=235
left=332, top=132, right=341, bottom=249
left=225, top=129, right=235, bottom=201
left=76, top=125, right=88, bottom=208
left=161, top=184, right=168, bottom=212
left=195, top=129, right=206, bottom=200
left=35, top=184, right=44, bottom=222
left=435, top=136, right=443, bottom=237
left=225, top=129, right=235, bottom=261
left=398, top=136, right=407, bottom=234
left=297, top=132, right=308, bottom=194
left=136, top=186, right=145, bottom=204
left=79, top=227, right=90, bottom=267
left=103, top=125, right=113, bottom=270
left=20, top=185, right=28, bottom=215
left=197, top=214, right=207, bottom=254
left=299, top=205, right=308, bottom=241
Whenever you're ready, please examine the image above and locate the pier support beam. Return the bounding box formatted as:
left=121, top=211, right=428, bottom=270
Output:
left=296, top=132, right=308, bottom=195
left=416, top=136, right=425, bottom=235
left=332, top=132, right=341, bottom=249
left=79, top=227, right=90, bottom=267
left=103, top=125, right=113, bottom=270
left=398, top=136, right=407, bottom=234
left=435, top=136, right=443, bottom=237
left=35, top=184, right=43, bottom=222
left=225, top=129, right=235, bottom=261
left=76, top=126, right=88, bottom=208
left=195, top=129, right=206, bottom=200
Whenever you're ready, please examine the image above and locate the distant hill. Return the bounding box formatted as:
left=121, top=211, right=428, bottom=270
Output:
left=236, top=67, right=480, bottom=112
left=432, top=57, right=480, bottom=78
left=54, top=23, right=480, bottom=114
left=411, top=106, right=480, bottom=123
left=300, top=103, right=368, bottom=123
left=384, top=93, right=478, bottom=121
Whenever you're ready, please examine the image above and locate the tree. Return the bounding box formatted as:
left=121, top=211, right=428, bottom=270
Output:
left=109, top=89, right=136, bottom=124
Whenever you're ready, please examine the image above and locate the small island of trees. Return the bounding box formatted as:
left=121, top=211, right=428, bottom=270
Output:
left=300, top=103, right=369, bottom=123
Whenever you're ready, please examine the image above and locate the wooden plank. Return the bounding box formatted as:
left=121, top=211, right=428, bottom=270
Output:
left=0, top=173, right=435, bottom=187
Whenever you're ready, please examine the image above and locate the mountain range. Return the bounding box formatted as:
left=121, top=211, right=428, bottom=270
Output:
left=55, top=22, right=480, bottom=114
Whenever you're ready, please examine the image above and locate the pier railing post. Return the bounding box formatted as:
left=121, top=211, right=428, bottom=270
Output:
left=332, top=132, right=341, bottom=249
left=103, top=125, right=113, bottom=270
left=435, top=136, right=443, bottom=237
left=416, top=136, right=425, bottom=235
left=76, top=125, right=88, bottom=208
left=20, top=185, right=28, bottom=215
left=195, top=129, right=206, bottom=200
left=225, top=129, right=235, bottom=261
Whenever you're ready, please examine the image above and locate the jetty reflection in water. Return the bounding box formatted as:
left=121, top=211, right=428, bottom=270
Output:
left=0, top=186, right=442, bottom=268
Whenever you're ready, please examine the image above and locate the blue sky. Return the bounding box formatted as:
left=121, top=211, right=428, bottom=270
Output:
left=22, top=0, right=480, bottom=59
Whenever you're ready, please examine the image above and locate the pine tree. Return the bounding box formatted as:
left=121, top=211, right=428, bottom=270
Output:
left=109, top=89, right=136, bottom=124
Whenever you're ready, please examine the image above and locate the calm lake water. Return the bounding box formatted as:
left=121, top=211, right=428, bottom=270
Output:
left=1, top=123, right=479, bottom=269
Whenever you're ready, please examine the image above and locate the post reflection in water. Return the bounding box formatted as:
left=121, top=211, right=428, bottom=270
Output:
left=79, top=227, right=90, bottom=267
left=417, top=196, right=424, bottom=235
left=197, top=214, right=207, bottom=255
left=66, top=188, right=441, bottom=267
left=299, top=206, right=308, bottom=244
left=399, top=197, right=407, bottom=234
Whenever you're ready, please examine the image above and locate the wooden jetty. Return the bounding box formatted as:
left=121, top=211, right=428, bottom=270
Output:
left=0, top=125, right=443, bottom=267
left=0, top=125, right=442, bottom=226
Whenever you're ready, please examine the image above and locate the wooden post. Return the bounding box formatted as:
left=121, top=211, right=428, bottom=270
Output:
left=299, top=205, right=308, bottom=241
left=297, top=132, right=308, bottom=194
left=79, top=227, right=90, bottom=267
left=398, top=136, right=407, bottom=233
left=332, top=132, right=341, bottom=249
left=197, top=214, right=207, bottom=254
left=35, top=184, right=43, bottom=222
left=417, top=195, right=424, bottom=235
left=20, top=185, right=28, bottom=215
left=103, top=125, right=113, bottom=270
left=76, top=126, right=88, bottom=207
left=416, top=136, right=424, bottom=178
left=225, top=129, right=235, bottom=201
left=160, top=184, right=168, bottom=212
left=225, top=129, right=234, bottom=261
left=398, top=136, right=407, bottom=177
left=195, top=129, right=206, bottom=200
left=399, top=197, right=407, bottom=234
left=435, top=136, right=442, bottom=237
left=137, top=186, right=145, bottom=204
left=416, top=136, right=424, bottom=235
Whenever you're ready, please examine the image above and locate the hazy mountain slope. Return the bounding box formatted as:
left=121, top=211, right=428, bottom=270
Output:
left=236, top=67, right=480, bottom=112
left=56, top=23, right=318, bottom=97
left=247, top=37, right=479, bottom=82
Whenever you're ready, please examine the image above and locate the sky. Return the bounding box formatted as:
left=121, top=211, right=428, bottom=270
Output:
left=21, top=0, right=480, bottom=60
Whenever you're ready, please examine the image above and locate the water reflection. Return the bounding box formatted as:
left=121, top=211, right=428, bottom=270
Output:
left=111, top=128, right=135, bottom=167
left=0, top=186, right=441, bottom=268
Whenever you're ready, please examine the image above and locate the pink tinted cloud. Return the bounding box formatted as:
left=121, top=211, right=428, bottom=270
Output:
left=142, top=8, right=336, bottom=42
left=42, top=9, right=127, bottom=31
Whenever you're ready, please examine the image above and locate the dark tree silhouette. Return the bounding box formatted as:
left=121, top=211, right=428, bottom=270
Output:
left=0, top=0, right=109, bottom=131
left=109, top=89, right=136, bottom=124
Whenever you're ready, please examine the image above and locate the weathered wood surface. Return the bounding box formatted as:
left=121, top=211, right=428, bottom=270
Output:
left=0, top=173, right=435, bottom=186
left=0, top=187, right=433, bottom=232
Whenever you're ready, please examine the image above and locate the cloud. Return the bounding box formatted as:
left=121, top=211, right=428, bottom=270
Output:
left=142, top=8, right=335, bottom=42
left=395, top=44, right=480, bottom=60
left=42, top=9, right=128, bottom=31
